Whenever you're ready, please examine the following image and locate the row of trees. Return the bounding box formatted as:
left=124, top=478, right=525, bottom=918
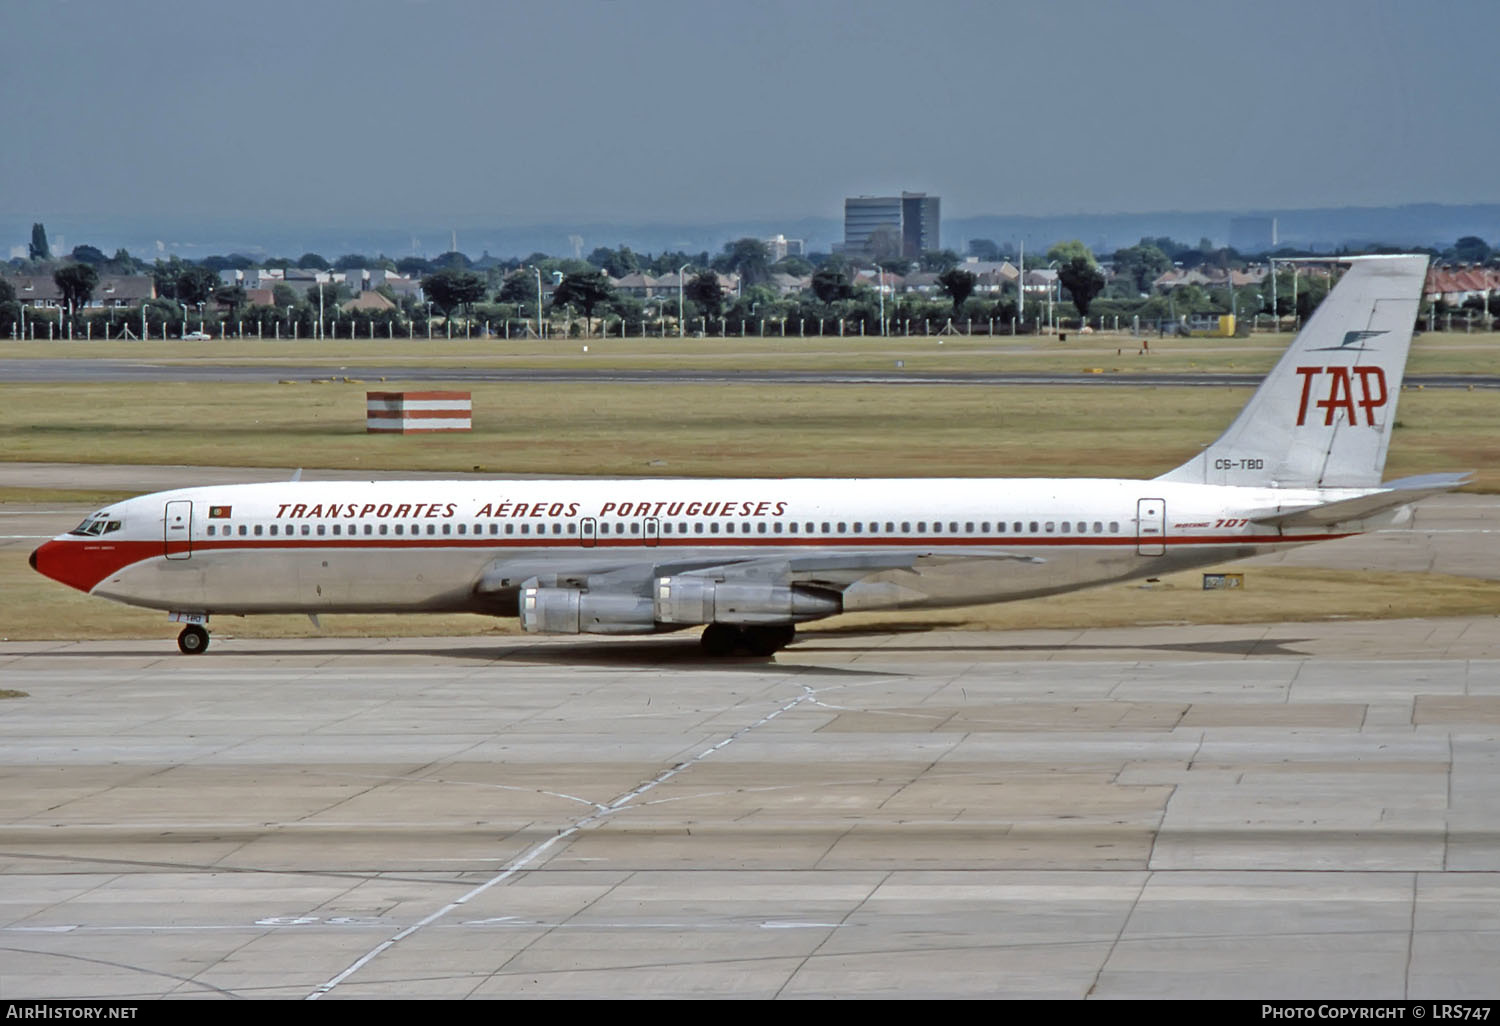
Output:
left=18, top=216, right=1500, bottom=337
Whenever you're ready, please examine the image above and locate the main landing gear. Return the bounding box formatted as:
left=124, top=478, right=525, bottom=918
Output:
left=699, top=623, right=796, bottom=658
left=176, top=624, right=210, bottom=655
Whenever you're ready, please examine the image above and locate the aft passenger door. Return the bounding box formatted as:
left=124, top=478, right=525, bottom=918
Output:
left=1136, top=498, right=1166, bottom=556
left=164, top=500, right=193, bottom=559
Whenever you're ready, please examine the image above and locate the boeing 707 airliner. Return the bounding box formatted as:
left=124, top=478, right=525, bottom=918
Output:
left=31, top=255, right=1465, bottom=656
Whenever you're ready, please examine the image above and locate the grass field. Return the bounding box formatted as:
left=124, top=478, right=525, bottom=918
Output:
left=4, top=332, right=1496, bottom=642
left=1, top=378, right=1494, bottom=488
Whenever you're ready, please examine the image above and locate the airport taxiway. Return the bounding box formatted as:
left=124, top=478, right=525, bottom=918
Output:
left=3, top=625, right=1500, bottom=998
left=3, top=357, right=1499, bottom=389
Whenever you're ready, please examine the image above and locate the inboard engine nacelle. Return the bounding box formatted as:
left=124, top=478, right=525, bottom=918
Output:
left=519, top=576, right=843, bottom=634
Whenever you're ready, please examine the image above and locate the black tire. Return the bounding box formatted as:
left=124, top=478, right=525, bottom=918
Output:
left=742, top=624, right=796, bottom=656
left=177, top=624, right=209, bottom=655
left=699, top=623, right=741, bottom=657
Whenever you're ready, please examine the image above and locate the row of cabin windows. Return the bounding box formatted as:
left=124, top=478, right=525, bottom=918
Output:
left=205, top=522, right=576, bottom=538
left=204, top=519, right=1125, bottom=539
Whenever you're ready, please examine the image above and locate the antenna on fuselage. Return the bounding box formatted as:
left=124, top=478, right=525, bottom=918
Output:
left=290, top=468, right=303, bottom=482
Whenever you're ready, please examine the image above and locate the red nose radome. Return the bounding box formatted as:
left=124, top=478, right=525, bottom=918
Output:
left=29, top=538, right=156, bottom=594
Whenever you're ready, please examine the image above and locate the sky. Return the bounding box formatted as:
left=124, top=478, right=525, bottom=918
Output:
left=4, top=0, right=1499, bottom=241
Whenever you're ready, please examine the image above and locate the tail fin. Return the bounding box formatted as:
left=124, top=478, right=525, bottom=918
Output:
left=1157, top=254, right=1428, bottom=488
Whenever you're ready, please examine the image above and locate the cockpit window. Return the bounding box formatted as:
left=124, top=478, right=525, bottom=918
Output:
left=68, top=515, right=122, bottom=537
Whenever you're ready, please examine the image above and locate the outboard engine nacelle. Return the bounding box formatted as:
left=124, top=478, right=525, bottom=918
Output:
left=519, top=586, right=657, bottom=635
left=654, top=576, right=841, bottom=626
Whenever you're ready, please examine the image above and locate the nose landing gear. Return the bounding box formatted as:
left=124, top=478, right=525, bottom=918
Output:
left=170, top=613, right=211, bottom=655
left=177, top=624, right=209, bottom=655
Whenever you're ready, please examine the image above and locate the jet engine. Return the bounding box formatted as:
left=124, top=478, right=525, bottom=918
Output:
left=519, top=586, right=657, bottom=635
left=653, top=575, right=840, bottom=626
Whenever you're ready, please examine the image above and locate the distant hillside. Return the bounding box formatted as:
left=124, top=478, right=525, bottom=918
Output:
left=7, top=203, right=1500, bottom=263
left=949, top=204, right=1500, bottom=255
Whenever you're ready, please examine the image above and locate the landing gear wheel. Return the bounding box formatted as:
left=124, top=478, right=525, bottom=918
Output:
left=177, top=624, right=209, bottom=655
left=742, top=624, right=796, bottom=657
left=699, top=623, right=741, bottom=657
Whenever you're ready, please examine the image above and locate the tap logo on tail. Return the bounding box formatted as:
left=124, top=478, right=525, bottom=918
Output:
left=1295, top=366, right=1388, bottom=426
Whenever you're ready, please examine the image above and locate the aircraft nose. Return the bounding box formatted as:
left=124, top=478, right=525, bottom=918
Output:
left=29, top=546, right=40, bottom=572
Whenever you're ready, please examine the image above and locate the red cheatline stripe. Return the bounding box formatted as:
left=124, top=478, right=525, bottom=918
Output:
left=171, top=532, right=1357, bottom=551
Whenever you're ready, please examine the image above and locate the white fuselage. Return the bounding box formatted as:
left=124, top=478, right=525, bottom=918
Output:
left=41, top=476, right=1383, bottom=623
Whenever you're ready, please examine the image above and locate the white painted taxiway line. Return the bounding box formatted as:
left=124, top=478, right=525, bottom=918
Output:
left=306, top=681, right=823, bottom=999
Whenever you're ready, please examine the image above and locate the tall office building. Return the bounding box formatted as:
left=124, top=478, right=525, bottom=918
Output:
left=843, top=192, right=940, bottom=261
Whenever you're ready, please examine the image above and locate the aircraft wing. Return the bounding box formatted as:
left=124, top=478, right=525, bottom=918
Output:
left=1249, top=472, right=1471, bottom=528
left=474, top=547, right=1042, bottom=597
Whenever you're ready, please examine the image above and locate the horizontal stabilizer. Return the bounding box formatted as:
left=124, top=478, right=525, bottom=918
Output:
left=1251, top=472, right=1471, bottom=527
